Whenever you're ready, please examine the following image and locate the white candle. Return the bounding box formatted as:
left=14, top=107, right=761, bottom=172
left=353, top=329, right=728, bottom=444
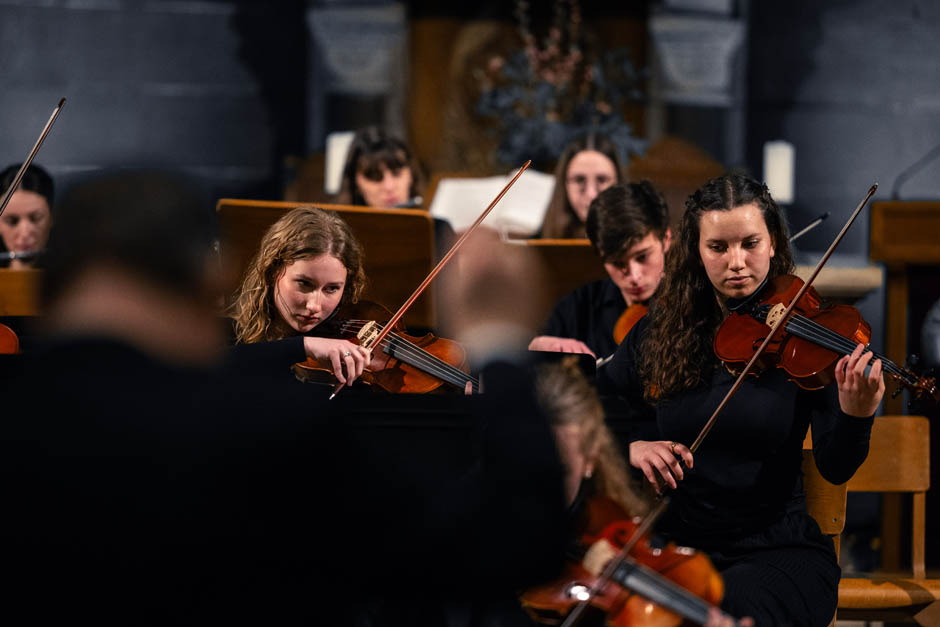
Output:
left=763, top=140, right=794, bottom=204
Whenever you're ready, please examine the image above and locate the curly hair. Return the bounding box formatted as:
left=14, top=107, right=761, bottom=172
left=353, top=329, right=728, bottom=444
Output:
left=536, top=356, right=649, bottom=516
left=232, top=207, right=366, bottom=343
left=638, top=173, right=794, bottom=400
left=540, top=133, right=626, bottom=239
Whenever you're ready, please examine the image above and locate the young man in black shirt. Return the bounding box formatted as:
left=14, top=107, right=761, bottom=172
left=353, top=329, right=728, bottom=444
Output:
left=529, top=181, right=671, bottom=363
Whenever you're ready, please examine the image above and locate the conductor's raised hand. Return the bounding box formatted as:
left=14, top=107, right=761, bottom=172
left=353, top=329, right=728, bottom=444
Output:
left=303, top=336, right=372, bottom=385
left=628, top=440, right=693, bottom=492
left=835, top=343, right=885, bottom=417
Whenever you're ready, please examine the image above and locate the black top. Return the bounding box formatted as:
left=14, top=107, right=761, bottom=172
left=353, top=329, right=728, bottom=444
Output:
left=0, top=335, right=567, bottom=625
left=599, top=315, right=873, bottom=548
left=542, top=278, right=626, bottom=360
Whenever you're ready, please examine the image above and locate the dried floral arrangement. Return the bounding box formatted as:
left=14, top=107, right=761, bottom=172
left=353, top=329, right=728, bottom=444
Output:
left=475, top=0, right=648, bottom=168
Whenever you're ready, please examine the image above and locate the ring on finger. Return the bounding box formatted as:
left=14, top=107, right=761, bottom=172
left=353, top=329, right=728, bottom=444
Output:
left=343, top=350, right=352, bottom=357
left=670, top=441, right=678, bottom=454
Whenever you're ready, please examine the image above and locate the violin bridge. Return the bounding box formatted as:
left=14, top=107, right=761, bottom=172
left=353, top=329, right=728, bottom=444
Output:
left=765, top=303, right=788, bottom=330
left=357, top=321, right=381, bottom=348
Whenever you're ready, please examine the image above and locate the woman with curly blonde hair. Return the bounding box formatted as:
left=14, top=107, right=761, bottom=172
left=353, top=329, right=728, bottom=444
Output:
left=231, top=206, right=372, bottom=386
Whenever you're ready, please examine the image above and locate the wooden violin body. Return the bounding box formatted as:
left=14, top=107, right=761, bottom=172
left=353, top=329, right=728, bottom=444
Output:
left=521, top=497, right=729, bottom=626
left=0, top=323, right=19, bottom=354
left=714, top=274, right=938, bottom=402
left=292, top=300, right=477, bottom=394
left=612, top=304, right=649, bottom=346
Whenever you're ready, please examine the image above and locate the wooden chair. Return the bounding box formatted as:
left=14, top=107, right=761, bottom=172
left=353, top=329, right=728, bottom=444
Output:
left=804, top=416, right=940, bottom=623
left=801, top=446, right=848, bottom=627
left=838, top=415, right=940, bottom=622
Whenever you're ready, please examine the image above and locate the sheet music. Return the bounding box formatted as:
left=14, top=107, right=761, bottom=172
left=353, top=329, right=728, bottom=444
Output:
left=428, top=169, right=555, bottom=236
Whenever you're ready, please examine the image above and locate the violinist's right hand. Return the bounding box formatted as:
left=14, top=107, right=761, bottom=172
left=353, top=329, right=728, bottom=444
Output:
left=629, top=440, right=694, bottom=492
left=528, top=335, right=596, bottom=358
left=707, top=607, right=754, bottom=627
left=302, top=337, right=371, bottom=385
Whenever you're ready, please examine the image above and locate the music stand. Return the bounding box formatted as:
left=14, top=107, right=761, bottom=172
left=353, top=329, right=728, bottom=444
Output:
left=216, top=199, right=437, bottom=329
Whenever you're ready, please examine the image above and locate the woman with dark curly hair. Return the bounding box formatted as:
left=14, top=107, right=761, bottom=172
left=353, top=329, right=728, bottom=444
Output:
left=600, top=173, right=884, bottom=625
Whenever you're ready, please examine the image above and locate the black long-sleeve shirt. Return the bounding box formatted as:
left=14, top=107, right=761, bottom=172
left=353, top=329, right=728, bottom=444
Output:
left=542, top=278, right=626, bottom=360
left=599, top=316, right=873, bottom=548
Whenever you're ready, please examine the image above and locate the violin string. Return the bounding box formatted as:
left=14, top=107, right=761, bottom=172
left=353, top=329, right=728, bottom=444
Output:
left=336, top=320, right=479, bottom=391
left=784, top=315, right=904, bottom=375
left=780, top=313, right=909, bottom=380
left=785, top=318, right=905, bottom=379
left=338, top=320, right=475, bottom=388
left=758, top=306, right=904, bottom=377
left=612, top=558, right=719, bottom=625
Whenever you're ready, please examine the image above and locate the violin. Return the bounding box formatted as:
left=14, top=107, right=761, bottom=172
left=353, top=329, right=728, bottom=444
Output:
left=521, top=496, right=739, bottom=626
left=292, top=300, right=478, bottom=394
left=612, top=304, right=649, bottom=345
left=714, top=274, right=939, bottom=403
left=323, top=160, right=531, bottom=398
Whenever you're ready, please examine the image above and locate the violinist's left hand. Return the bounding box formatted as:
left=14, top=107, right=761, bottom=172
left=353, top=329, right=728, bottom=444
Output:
left=835, top=343, right=885, bottom=417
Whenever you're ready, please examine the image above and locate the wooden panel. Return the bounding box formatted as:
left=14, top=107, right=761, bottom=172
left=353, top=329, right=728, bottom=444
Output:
left=0, top=269, right=40, bottom=317
left=793, top=265, right=882, bottom=302
left=883, top=266, right=908, bottom=416
left=870, top=202, right=940, bottom=264
left=511, top=240, right=607, bottom=317
left=216, top=199, right=436, bottom=329
left=839, top=577, right=940, bottom=609
left=846, top=415, right=930, bottom=493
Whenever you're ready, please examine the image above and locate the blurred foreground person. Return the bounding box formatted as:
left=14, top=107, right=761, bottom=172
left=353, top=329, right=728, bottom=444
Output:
left=1, top=171, right=567, bottom=626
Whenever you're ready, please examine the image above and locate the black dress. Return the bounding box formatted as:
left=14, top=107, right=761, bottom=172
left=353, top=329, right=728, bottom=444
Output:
left=599, top=317, right=874, bottom=626
left=541, top=278, right=626, bottom=360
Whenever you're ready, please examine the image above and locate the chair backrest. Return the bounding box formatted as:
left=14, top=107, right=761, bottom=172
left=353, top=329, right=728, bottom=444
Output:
left=845, top=415, right=931, bottom=578
left=801, top=448, right=848, bottom=552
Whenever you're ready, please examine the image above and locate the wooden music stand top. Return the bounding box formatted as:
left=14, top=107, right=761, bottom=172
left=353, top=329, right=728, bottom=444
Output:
left=870, top=201, right=940, bottom=265
left=0, top=268, right=40, bottom=317
left=216, top=199, right=437, bottom=329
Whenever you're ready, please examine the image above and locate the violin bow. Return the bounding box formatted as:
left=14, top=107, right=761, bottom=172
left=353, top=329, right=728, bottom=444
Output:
left=330, top=160, right=532, bottom=399
left=0, top=98, right=67, bottom=219
left=561, top=183, right=879, bottom=627
left=788, top=211, right=829, bottom=243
